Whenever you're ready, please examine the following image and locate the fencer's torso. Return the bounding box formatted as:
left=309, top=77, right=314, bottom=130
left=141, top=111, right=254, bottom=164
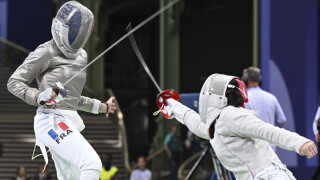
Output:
left=211, top=109, right=280, bottom=179
left=8, top=40, right=90, bottom=111
left=210, top=106, right=307, bottom=180
left=38, top=40, right=87, bottom=110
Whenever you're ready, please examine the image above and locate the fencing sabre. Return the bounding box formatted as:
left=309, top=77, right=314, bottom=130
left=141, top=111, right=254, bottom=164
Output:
left=126, top=23, right=180, bottom=119
left=63, top=0, right=180, bottom=87
left=126, top=23, right=162, bottom=93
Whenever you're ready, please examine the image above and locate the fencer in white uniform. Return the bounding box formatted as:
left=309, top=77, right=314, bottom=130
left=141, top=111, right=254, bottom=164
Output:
left=158, top=74, right=317, bottom=180
left=7, top=1, right=116, bottom=179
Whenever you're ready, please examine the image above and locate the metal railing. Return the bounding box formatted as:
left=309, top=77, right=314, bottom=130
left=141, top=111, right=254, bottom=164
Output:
left=177, top=144, right=233, bottom=180
left=0, top=37, right=30, bottom=54
left=178, top=150, right=203, bottom=180
left=0, top=37, right=30, bottom=69
left=106, top=88, right=132, bottom=173
left=106, top=88, right=166, bottom=174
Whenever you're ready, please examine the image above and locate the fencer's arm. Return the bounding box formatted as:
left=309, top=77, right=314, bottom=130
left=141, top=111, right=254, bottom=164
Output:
left=7, top=45, right=51, bottom=106
left=77, top=96, right=101, bottom=114
left=226, top=108, right=310, bottom=155
left=168, top=99, right=211, bottom=140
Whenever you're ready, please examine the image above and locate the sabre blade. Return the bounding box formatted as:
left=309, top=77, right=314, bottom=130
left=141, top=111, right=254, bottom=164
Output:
left=126, top=23, right=162, bottom=93
left=63, top=0, right=180, bottom=86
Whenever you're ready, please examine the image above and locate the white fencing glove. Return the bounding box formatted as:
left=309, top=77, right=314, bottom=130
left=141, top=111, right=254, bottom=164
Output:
left=37, top=81, right=66, bottom=107
left=37, top=88, right=58, bottom=106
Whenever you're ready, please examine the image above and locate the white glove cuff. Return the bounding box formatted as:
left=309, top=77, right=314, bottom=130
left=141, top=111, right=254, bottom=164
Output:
left=168, top=99, right=191, bottom=125
left=167, top=98, right=179, bottom=107
left=92, top=99, right=101, bottom=114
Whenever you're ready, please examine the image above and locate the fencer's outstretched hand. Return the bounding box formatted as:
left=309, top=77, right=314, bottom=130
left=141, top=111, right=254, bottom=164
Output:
left=106, top=97, right=116, bottom=114
left=300, top=141, right=318, bottom=158
left=99, top=97, right=117, bottom=117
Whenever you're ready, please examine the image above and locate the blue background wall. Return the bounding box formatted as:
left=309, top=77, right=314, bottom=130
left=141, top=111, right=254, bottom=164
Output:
left=261, top=0, right=319, bottom=179
left=7, top=0, right=53, bottom=50
left=0, top=0, right=8, bottom=63
left=0, top=0, right=8, bottom=39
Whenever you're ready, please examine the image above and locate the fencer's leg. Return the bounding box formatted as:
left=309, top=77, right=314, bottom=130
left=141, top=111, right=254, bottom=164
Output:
left=51, top=150, right=81, bottom=180
left=51, top=150, right=72, bottom=180
left=34, top=111, right=102, bottom=180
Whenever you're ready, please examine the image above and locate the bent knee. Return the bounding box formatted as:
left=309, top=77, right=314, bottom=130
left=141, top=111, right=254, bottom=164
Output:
left=81, top=163, right=101, bottom=180
left=94, top=160, right=102, bottom=173
left=81, top=155, right=102, bottom=173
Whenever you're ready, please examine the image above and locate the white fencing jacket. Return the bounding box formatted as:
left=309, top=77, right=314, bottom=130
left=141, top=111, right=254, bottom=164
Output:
left=170, top=99, right=310, bottom=180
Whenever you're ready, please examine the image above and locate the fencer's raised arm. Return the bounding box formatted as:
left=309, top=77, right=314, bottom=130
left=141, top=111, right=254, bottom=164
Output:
left=167, top=99, right=211, bottom=140
left=7, top=45, right=51, bottom=106
left=223, top=106, right=310, bottom=154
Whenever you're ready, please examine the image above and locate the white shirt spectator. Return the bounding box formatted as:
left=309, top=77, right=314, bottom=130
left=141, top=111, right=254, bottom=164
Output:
left=130, top=168, right=152, bottom=180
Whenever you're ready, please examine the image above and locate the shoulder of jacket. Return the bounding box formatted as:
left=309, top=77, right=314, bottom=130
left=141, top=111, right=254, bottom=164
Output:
left=22, top=42, right=51, bottom=65
left=221, top=106, right=238, bottom=115
left=221, top=106, right=252, bottom=120
left=220, top=107, right=257, bottom=135
left=31, top=42, right=50, bottom=56
left=33, top=41, right=54, bottom=72
left=32, top=41, right=56, bottom=62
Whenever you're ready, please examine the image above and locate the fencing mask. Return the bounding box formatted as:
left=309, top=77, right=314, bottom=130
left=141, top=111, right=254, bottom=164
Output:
left=51, top=1, right=94, bottom=59
left=199, top=74, right=248, bottom=125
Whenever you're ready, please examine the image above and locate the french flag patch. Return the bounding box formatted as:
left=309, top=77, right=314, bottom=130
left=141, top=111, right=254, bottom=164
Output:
left=48, top=122, right=73, bottom=144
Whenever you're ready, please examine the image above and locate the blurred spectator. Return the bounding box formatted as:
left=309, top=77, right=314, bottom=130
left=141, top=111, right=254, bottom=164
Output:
left=12, top=166, right=30, bottom=180
left=100, top=153, right=119, bottom=180
left=130, top=156, right=152, bottom=180
left=164, top=125, right=180, bottom=180
left=34, top=163, right=51, bottom=180
left=242, top=67, right=286, bottom=151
